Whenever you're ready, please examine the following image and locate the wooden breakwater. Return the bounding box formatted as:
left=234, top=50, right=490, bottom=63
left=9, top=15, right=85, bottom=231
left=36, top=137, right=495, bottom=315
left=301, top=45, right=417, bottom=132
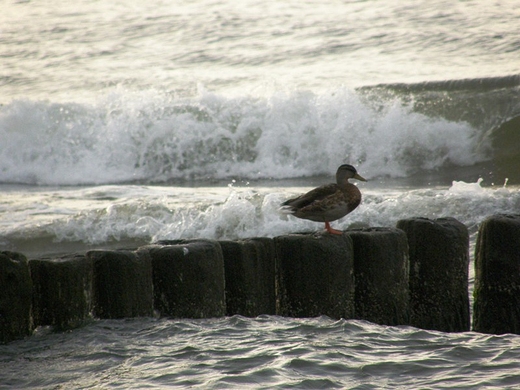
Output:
left=1, top=215, right=519, bottom=344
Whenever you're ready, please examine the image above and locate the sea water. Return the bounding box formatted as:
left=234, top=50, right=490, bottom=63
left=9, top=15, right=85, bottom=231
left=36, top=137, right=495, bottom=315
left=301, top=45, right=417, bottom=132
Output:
left=3, top=316, right=520, bottom=389
left=1, top=0, right=520, bottom=388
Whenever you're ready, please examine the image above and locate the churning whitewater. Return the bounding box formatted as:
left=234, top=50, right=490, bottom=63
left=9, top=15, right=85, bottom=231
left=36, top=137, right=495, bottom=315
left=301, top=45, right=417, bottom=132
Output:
left=1, top=0, right=520, bottom=388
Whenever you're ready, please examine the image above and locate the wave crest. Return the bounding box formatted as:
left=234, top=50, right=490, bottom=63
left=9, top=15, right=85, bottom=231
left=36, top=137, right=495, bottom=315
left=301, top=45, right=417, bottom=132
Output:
left=0, top=85, right=498, bottom=185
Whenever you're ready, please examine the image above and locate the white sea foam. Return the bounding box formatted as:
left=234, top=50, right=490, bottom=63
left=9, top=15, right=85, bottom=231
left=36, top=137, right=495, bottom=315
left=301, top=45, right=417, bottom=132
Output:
left=2, top=180, right=518, bottom=251
left=449, top=178, right=485, bottom=194
left=0, top=88, right=488, bottom=185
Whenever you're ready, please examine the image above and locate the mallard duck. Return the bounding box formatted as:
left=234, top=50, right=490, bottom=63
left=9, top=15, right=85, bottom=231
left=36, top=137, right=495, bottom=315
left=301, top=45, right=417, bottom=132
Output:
left=281, top=164, right=366, bottom=234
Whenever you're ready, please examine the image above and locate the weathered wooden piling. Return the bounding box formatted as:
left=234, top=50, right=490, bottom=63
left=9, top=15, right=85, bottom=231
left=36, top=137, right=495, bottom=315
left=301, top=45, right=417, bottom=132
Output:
left=0, top=252, right=33, bottom=344
left=274, top=233, right=355, bottom=319
left=7, top=213, right=520, bottom=342
left=346, top=228, right=409, bottom=326
left=397, top=217, right=470, bottom=332
left=473, top=214, right=520, bottom=334
left=146, top=240, right=226, bottom=318
left=219, top=238, right=276, bottom=316
left=87, top=249, right=154, bottom=319
left=29, top=254, right=93, bottom=331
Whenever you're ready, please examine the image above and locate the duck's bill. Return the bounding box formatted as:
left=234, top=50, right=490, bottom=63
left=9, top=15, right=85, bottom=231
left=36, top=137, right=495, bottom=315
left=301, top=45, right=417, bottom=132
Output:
left=354, top=173, right=367, bottom=181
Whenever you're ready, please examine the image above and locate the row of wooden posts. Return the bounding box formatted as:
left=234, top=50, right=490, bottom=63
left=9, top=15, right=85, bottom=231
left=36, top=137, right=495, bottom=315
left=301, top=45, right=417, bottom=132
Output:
left=1, top=214, right=520, bottom=344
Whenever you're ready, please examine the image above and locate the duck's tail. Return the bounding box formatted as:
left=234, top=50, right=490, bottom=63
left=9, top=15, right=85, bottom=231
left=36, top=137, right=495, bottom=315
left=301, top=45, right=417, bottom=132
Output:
left=278, top=205, right=295, bottom=215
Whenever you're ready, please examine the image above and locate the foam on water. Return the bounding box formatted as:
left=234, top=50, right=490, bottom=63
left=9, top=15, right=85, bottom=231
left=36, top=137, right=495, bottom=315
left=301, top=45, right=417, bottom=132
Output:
left=2, top=2, right=520, bottom=387
left=2, top=180, right=519, bottom=253
left=0, top=87, right=488, bottom=185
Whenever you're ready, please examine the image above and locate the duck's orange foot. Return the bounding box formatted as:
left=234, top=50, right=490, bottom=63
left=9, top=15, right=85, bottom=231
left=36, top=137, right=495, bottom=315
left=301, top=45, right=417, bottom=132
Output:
left=325, top=221, right=343, bottom=235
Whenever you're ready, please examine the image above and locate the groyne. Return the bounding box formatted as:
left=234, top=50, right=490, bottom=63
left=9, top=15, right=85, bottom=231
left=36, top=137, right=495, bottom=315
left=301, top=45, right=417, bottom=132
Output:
left=1, top=215, right=519, bottom=343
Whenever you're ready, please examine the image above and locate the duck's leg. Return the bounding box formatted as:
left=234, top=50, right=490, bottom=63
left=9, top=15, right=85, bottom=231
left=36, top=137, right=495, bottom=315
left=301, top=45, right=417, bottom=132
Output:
left=325, top=221, right=343, bottom=235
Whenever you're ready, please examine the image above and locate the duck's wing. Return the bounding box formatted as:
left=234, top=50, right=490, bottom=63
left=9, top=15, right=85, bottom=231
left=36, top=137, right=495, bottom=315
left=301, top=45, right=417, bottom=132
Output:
left=281, top=184, right=338, bottom=210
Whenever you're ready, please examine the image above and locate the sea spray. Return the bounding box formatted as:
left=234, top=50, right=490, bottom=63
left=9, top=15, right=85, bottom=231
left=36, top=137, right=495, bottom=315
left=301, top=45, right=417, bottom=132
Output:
left=0, top=87, right=488, bottom=185
left=0, top=180, right=517, bottom=252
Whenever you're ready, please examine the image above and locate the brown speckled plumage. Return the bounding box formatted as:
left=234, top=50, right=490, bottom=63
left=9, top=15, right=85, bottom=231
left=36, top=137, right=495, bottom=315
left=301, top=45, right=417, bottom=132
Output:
left=281, top=164, right=366, bottom=234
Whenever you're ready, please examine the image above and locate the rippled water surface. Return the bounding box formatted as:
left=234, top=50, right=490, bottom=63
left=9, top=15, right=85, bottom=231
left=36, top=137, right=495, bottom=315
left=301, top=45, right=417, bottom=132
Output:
left=2, top=0, right=519, bottom=101
left=2, top=1, right=520, bottom=388
left=2, top=316, right=520, bottom=389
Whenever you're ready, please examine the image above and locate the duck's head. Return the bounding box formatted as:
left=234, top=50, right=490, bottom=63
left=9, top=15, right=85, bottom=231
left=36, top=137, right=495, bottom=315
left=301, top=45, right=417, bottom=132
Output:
left=336, top=164, right=366, bottom=183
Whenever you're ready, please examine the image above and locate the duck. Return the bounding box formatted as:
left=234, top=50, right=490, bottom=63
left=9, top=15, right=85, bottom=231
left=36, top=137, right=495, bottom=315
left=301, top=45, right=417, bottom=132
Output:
left=280, top=164, right=366, bottom=235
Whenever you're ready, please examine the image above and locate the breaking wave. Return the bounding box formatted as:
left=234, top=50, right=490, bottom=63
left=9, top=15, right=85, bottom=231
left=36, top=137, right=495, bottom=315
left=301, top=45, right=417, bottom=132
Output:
left=1, top=76, right=518, bottom=185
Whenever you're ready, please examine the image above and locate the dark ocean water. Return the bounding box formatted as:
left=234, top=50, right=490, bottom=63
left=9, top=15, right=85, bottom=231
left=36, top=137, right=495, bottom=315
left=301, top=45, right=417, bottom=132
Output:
left=1, top=0, right=520, bottom=388
left=3, top=316, right=520, bottom=389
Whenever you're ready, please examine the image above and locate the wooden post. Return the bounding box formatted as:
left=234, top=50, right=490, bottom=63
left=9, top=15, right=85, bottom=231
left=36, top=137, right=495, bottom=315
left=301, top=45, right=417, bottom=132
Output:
left=473, top=214, right=520, bottom=334
left=274, top=233, right=355, bottom=319
left=397, top=217, right=470, bottom=332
